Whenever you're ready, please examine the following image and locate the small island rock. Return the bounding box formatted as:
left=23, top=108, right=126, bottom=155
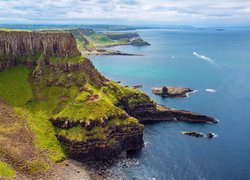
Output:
left=152, top=86, right=193, bottom=98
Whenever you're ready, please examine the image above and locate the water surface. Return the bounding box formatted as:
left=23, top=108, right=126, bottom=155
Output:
left=91, top=29, right=250, bottom=180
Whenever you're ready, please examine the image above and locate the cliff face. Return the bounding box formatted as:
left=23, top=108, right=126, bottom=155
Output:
left=0, top=30, right=80, bottom=71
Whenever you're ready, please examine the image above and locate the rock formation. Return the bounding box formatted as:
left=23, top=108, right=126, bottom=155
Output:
left=152, top=86, right=193, bottom=98
left=0, top=30, right=80, bottom=71
left=182, top=131, right=204, bottom=137
left=117, top=98, right=217, bottom=124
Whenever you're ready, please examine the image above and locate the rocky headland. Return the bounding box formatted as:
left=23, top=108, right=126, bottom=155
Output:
left=0, top=29, right=216, bottom=179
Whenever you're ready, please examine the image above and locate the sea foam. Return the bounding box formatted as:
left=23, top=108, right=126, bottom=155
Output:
left=193, top=52, right=217, bottom=65
left=206, top=89, right=217, bottom=93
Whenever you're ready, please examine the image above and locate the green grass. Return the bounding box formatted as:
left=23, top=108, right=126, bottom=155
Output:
left=24, top=160, right=50, bottom=174
left=55, top=125, right=106, bottom=142
left=54, top=98, right=125, bottom=124
left=100, top=81, right=152, bottom=106
left=0, top=65, right=33, bottom=107
left=49, top=56, right=86, bottom=63
left=0, top=161, right=16, bottom=179
left=85, top=33, right=113, bottom=44
left=84, top=33, right=129, bottom=47
left=0, top=28, right=30, bottom=32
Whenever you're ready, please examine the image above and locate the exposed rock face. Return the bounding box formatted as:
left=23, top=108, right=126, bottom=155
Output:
left=56, top=123, right=144, bottom=161
left=152, top=86, right=193, bottom=98
left=0, top=30, right=80, bottom=71
left=118, top=99, right=217, bottom=124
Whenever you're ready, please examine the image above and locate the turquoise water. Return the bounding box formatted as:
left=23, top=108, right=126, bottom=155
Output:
left=91, top=29, right=250, bottom=180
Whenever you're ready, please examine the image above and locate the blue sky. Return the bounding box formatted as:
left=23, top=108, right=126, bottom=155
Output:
left=0, top=0, right=250, bottom=26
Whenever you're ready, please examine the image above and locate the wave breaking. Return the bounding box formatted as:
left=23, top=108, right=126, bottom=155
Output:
left=193, top=52, right=217, bottom=65
left=206, top=89, right=217, bottom=93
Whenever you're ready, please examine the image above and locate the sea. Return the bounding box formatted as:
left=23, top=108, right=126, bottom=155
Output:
left=91, top=28, right=250, bottom=180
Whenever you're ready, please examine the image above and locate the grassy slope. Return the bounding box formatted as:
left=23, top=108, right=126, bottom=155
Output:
left=0, top=65, right=65, bottom=173
left=0, top=65, right=33, bottom=107
left=84, top=33, right=129, bottom=47
left=49, top=56, right=87, bottom=63
left=0, top=161, right=16, bottom=179
left=0, top=28, right=30, bottom=32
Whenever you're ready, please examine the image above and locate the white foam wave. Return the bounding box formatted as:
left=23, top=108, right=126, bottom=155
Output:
left=206, top=89, right=217, bottom=93
left=186, top=89, right=198, bottom=97
left=193, top=52, right=217, bottom=65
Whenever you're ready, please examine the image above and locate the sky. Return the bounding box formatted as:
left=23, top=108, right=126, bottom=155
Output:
left=0, top=0, right=250, bottom=26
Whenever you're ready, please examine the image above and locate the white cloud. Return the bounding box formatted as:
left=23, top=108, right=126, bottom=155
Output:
left=0, top=0, right=250, bottom=25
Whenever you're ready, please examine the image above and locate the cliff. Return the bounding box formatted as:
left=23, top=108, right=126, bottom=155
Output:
left=0, top=30, right=80, bottom=71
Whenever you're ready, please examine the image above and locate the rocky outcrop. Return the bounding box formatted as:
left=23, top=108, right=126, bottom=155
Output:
left=182, top=131, right=204, bottom=137
left=0, top=30, right=80, bottom=71
left=131, top=38, right=151, bottom=46
left=152, top=86, right=193, bottom=98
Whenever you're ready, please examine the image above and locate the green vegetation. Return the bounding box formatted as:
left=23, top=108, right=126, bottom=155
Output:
left=49, top=55, right=86, bottom=63
left=24, top=160, right=50, bottom=174
left=84, top=33, right=130, bottom=47
left=0, top=65, right=33, bottom=107
left=0, top=161, right=16, bottom=179
left=0, top=28, right=30, bottom=32
left=100, top=81, right=152, bottom=106
left=54, top=98, right=125, bottom=123
left=102, top=32, right=139, bottom=40
left=55, top=125, right=106, bottom=142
